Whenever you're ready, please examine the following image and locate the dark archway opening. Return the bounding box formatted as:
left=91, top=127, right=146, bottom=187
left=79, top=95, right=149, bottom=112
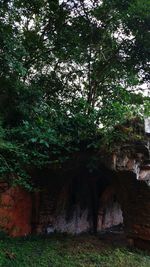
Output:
left=31, top=163, right=124, bottom=236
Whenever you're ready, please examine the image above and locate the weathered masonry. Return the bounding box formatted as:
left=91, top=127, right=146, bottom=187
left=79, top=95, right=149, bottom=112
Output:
left=0, top=119, right=149, bottom=251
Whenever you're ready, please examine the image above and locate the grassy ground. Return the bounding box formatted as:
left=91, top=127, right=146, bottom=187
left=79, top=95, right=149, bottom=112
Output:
left=0, top=234, right=149, bottom=267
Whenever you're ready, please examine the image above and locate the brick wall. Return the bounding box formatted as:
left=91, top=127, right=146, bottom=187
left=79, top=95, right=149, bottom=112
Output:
left=0, top=184, right=32, bottom=236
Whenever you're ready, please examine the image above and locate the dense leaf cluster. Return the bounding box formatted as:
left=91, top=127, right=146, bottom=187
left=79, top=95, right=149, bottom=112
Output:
left=0, top=0, right=149, bottom=188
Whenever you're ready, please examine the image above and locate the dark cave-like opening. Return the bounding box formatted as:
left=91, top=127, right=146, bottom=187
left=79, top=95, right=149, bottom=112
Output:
left=31, top=164, right=124, bottom=235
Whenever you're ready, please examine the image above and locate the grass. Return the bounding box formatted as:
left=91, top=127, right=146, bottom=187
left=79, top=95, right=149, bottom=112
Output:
left=0, top=234, right=149, bottom=267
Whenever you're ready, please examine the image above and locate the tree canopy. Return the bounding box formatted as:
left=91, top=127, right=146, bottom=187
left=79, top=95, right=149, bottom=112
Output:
left=0, top=0, right=149, bottom=188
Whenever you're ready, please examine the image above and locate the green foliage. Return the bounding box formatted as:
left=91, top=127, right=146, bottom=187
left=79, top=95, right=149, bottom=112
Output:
left=0, top=0, right=149, bottom=188
left=0, top=235, right=150, bottom=267
left=144, top=99, right=150, bottom=117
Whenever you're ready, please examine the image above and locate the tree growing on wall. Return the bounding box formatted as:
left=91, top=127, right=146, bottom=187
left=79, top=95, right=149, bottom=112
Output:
left=0, top=0, right=149, bottom=188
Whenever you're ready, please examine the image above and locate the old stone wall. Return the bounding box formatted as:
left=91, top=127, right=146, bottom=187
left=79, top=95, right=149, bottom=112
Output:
left=105, top=136, right=150, bottom=250
left=32, top=175, right=123, bottom=235
left=0, top=183, right=32, bottom=236
left=97, top=186, right=123, bottom=231
left=0, top=173, right=123, bottom=236
left=0, top=132, right=149, bottom=252
left=115, top=171, right=150, bottom=250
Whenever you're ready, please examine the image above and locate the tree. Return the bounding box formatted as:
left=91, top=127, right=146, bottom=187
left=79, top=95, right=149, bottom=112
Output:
left=0, top=0, right=149, bottom=187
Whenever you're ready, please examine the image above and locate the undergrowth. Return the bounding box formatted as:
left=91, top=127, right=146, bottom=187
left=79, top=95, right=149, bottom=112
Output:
left=0, top=235, right=149, bottom=267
